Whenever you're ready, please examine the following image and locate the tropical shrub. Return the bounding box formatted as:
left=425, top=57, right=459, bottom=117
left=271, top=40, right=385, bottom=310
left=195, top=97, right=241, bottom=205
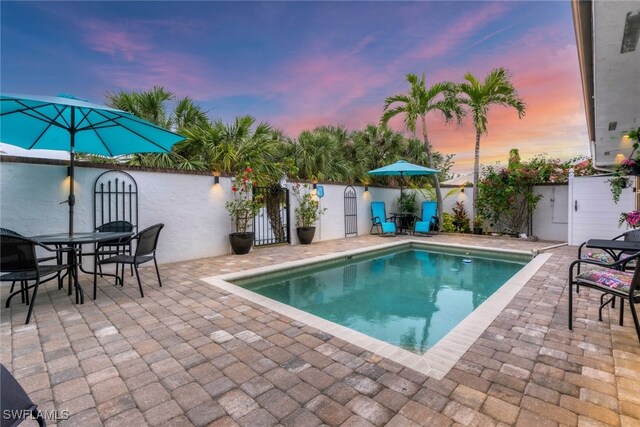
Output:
left=225, top=167, right=263, bottom=233
left=441, top=213, right=456, bottom=232
left=397, top=192, right=418, bottom=215
left=451, top=201, right=471, bottom=232
left=477, top=149, right=543, bottom=235
left=292, top=183, right=326, bottom=227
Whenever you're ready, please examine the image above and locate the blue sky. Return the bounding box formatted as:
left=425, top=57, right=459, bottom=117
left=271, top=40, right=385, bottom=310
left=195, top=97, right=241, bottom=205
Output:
left=1, top=1, right=588, bottom=171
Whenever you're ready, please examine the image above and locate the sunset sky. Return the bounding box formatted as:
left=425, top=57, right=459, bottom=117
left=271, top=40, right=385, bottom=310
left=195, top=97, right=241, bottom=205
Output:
left=1, top=1, right=589, bottom=173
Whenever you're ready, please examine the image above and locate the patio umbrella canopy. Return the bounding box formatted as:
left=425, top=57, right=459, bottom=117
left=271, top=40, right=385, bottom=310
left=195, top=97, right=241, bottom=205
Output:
left=0, top=93, right=185, bottom=235
left=368, top=160, right=439, bottom=231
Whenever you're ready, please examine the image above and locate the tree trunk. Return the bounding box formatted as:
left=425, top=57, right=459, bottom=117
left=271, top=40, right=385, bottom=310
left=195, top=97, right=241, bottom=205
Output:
left=266, top=184, right=286, bottom=242
left=422, top=116, right=443, bottom=229
left=473, top=129, right=482, bottom=216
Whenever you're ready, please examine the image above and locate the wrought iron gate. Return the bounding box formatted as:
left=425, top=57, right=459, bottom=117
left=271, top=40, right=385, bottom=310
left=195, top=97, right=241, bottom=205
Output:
left=94, top=170, right=138, bottom=231
left=344, top=186, right=358, bottom=237
left=253, top=185, right=290, bottom=246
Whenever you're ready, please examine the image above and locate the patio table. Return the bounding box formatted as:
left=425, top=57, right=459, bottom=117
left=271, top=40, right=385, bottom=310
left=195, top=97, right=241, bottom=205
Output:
left=583, top=239, right=640, bottom=262
left=390, top=213, right=414, bottom=235
left=30, top=231, right=133, bottom=297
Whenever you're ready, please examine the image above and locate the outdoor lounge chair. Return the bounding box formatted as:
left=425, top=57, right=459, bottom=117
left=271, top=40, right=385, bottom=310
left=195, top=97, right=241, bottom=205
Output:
left=1, top=234, right=78, bottom=324
left=1, top=363, right=46, bottom=427
left=370, top=202, right=396, bottom=236
left=413, top=201, right=438, bottom=236
left=95, top=224, right=164, bottom=298
left=568, top=252, right=640, bottom=342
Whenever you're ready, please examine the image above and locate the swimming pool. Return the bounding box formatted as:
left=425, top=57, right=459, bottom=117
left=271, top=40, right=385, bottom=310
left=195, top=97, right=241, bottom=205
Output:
left=205, top=241, right=549, bottom=378
left=234, top=247, right=527, bottom=355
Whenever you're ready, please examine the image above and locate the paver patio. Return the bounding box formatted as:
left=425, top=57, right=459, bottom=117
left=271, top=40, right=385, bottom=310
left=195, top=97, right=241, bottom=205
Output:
left=1, top=234, right=639, bottom=426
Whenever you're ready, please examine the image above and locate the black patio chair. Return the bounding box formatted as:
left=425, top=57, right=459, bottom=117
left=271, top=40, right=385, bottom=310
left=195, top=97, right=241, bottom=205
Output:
left=95, top=224, right=164, bottom=298
left=1, top=234, right=78, bottom=324
left=568, top=252, right=640, bottom=342
left=81, top=221, right=135, bottom=292
left=0, top=228, right=63, bottom=301
left=1, top=364, right=46, bottom=427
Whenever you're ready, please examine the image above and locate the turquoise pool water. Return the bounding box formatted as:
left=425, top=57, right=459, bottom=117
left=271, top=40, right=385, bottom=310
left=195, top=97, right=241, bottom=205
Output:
left=236, top=248, right=527, bottom=354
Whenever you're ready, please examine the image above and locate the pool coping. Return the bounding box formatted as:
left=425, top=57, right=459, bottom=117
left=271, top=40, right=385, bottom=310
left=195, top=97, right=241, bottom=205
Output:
left=202, top=240, right=551, bottom=379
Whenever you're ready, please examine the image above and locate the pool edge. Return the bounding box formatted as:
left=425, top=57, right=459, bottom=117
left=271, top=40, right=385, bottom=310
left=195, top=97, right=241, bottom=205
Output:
left=201, top=240, right=549, bottom=379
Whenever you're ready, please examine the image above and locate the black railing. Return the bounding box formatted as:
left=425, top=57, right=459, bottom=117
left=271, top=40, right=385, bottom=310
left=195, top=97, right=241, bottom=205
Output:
left=253, top=185, right=290, bottom=246
left=94, top=170, right=138, bottom=232
left=344, top=186, right=358, bottom=237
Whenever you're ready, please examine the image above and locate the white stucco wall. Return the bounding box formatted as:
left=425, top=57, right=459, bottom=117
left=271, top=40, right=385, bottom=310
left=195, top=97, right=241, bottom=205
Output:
left=0, top=162, right=234, bottom=263
left=532, top=185, right=568, bottom=242
left=1, top=160, right=573, bottom=264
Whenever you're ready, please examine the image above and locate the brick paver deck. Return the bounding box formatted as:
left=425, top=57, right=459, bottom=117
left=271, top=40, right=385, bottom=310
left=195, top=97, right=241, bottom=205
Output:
left=1, top=234, right=639, bottom=426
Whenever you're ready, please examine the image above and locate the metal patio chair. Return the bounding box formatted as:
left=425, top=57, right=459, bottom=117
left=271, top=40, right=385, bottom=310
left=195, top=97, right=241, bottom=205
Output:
left=1, top=234, right=78, bottom=324
left=568, top=252, right=640, bottom=342
left=95, top=224, right=164, bottom=298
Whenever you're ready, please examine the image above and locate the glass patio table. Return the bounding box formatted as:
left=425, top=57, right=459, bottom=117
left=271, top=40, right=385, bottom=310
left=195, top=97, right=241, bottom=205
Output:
left=29, top=231, right=133, bottom=298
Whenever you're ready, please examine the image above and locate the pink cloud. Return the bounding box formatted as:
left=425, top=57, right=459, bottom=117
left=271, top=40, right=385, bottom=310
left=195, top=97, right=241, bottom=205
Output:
left=409, top=2, right=510, bottom=61
left=80, top=20, right=152, bottom=62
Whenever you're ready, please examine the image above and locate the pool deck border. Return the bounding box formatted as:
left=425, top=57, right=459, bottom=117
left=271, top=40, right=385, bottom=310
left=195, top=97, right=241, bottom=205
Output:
left=202, top=240, right=551, bottom=379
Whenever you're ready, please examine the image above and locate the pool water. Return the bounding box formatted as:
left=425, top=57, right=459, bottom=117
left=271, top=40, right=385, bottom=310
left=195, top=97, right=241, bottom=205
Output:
left=237, top=248, right=527, bottom=354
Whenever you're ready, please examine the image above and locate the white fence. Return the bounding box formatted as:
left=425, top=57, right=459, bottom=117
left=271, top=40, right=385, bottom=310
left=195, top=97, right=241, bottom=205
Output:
left=1, top=159, right=574, bottom=264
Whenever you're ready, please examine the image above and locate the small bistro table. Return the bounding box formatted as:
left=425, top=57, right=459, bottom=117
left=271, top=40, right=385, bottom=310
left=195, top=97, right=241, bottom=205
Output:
left=30, top=231, right=133, bottom=298
left=582, top=239, right=640, bottom=263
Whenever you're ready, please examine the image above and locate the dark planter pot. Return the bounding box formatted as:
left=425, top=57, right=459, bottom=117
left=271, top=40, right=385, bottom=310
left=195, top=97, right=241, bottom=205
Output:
left=229, top=232, right=254, bottom=255
left=297, top=226, right=316, bottom=245
left=473, top=227, right=483, bottom=235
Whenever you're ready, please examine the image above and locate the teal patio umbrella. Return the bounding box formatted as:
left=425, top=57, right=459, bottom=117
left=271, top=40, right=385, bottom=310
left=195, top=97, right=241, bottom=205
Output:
left=368, top=160, right=439, bottom=231
left=0, top=93, right=185, bottom=235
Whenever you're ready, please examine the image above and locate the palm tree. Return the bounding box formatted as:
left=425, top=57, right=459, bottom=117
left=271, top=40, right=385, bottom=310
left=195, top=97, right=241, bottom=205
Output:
left=105, top=87, right=209, bottom=170
left=381, top=74, right=463, bottom=227
left=457, top=68, right=526, bottom=213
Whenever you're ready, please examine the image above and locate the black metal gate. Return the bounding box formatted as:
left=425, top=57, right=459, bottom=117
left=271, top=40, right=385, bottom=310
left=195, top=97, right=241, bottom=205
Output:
left=253, top=185, right=290, bottom=246
left=344, top=186, right=357, bottom=237
left=94, top=170, right=138, bottom=231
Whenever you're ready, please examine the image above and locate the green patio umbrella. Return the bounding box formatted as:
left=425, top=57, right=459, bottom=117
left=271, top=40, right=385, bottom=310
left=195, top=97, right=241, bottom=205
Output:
left=0, top=93, right=185, bottom=235
left=368, top=160, right=439, bottom=232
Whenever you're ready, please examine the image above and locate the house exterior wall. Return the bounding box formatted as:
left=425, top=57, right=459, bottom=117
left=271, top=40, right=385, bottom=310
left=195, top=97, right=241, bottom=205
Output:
left=568, top=174, right=636, bottom=245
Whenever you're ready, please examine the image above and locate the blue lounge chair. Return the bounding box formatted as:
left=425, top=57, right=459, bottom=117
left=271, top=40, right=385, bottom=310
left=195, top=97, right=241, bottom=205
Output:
left=414, top=201, right=438, bottom=236
left=370, top=201, right=396, bottom=236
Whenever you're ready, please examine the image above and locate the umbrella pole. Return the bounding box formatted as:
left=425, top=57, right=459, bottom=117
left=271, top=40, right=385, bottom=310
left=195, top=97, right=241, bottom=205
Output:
left=68, top=108, right=76, bottom=236
left=399, top=172, right=404, bottom=234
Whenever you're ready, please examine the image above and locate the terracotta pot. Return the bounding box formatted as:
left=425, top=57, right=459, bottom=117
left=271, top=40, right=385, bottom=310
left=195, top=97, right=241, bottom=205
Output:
left=229, top=232, right=254, bottom=255
left=297, top=226, right=316, bottom=245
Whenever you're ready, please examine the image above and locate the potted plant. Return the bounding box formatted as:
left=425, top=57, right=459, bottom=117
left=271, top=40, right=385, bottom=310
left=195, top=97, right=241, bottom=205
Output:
left=396, top=191, right=418, bottom=230
left=473, top=215, right=484, bottom=235
left=225, top=166, right=263, bottom=254
left=609, top=128, right=640, bottom=203
left=292, top=183, right=326, bottom=244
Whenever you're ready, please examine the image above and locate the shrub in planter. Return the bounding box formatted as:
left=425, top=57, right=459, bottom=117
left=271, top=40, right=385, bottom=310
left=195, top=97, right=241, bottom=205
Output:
left=225, top=166, right=263, bottom=254
left=293, top=183, right=326, bottom=244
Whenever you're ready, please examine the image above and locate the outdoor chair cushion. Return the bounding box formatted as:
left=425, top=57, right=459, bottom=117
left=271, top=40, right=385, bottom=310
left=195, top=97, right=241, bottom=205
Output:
left=581, top=251, right=636, bottom=266
left=378, top=221, right=396, bottom=234
left=574, top=268, right=640, bottom=296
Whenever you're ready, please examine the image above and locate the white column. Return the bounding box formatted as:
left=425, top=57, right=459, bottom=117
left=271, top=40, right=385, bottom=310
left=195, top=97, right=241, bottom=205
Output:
left=567, top=168, right=574, bottom=245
